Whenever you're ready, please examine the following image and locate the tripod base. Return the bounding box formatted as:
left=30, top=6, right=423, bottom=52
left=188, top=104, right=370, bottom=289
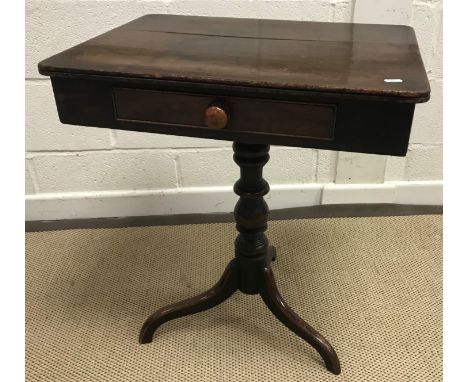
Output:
left=139, top=250, right=341, bottom=375
left=139, top=143, right=340, bottom=375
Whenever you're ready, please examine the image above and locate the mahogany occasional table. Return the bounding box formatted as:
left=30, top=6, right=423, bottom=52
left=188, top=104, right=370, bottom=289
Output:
left=38, top=14, right=430, bottom=375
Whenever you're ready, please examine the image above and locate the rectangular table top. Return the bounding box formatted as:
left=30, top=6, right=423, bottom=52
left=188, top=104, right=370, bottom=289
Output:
left=38, top=14, right=429, bottom=103
left=38, top=15, right=431, bottom=156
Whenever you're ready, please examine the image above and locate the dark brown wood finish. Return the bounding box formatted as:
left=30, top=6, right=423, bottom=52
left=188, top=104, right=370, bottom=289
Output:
left=260, top=266, right=341, bottom=374
left=50, top=76, right=414, bottom=155
left=139, top=143, right=340, bottom=374
left=113, top=87, right=336, bottom=140
left=38, top=14, right=430, bottom=156
left=39, top=14, right=429, bottom=100
left=139, top=259, right=239, bottom=344
left=37, top=14, right=431, bottom=376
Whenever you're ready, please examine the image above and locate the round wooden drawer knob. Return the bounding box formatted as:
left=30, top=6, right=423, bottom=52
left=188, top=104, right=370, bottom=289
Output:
left=205, top=105, right=228, bottom=129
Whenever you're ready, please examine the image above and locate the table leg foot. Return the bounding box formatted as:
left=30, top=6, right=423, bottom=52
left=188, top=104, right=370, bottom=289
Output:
left=259, top=266, right=341, bottom=375
left=139, top=260, right=239, bottom=344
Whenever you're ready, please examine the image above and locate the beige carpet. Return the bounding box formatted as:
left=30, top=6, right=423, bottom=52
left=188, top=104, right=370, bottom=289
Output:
left=26, top=215, right=442, bottom=382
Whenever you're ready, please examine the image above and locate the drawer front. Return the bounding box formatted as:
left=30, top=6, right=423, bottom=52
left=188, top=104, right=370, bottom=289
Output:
left=51, top=77, right=415, bottom=156
left=113, top=88, right=335, bottom=140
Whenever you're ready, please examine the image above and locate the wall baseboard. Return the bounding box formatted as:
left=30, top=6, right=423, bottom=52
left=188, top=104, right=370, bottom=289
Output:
left=25, top=204, right=442, bottom=232
left=25, top=181, right=442, bottom=222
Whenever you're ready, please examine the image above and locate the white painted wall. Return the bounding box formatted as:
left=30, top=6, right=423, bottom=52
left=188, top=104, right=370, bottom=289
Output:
left=25, top=0, right=443, bottom=220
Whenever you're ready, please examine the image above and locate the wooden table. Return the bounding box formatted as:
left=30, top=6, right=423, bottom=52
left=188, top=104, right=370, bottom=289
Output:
left=38, top=14, right=430, bottom=375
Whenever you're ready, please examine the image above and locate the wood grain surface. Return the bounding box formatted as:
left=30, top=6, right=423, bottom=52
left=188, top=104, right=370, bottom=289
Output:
left=38, top=14, right=430, bottom=102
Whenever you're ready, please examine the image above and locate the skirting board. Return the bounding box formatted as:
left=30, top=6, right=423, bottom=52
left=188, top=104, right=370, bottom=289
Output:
left=25, top=180, right=442, bottom=221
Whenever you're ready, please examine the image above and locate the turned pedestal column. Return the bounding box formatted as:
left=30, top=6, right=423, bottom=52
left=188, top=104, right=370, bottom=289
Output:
left=139, top=142, right=340, bottom=375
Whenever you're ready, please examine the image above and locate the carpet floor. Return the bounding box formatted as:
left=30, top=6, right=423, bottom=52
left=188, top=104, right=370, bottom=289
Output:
left=26, top=215, right=442, bottom=381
